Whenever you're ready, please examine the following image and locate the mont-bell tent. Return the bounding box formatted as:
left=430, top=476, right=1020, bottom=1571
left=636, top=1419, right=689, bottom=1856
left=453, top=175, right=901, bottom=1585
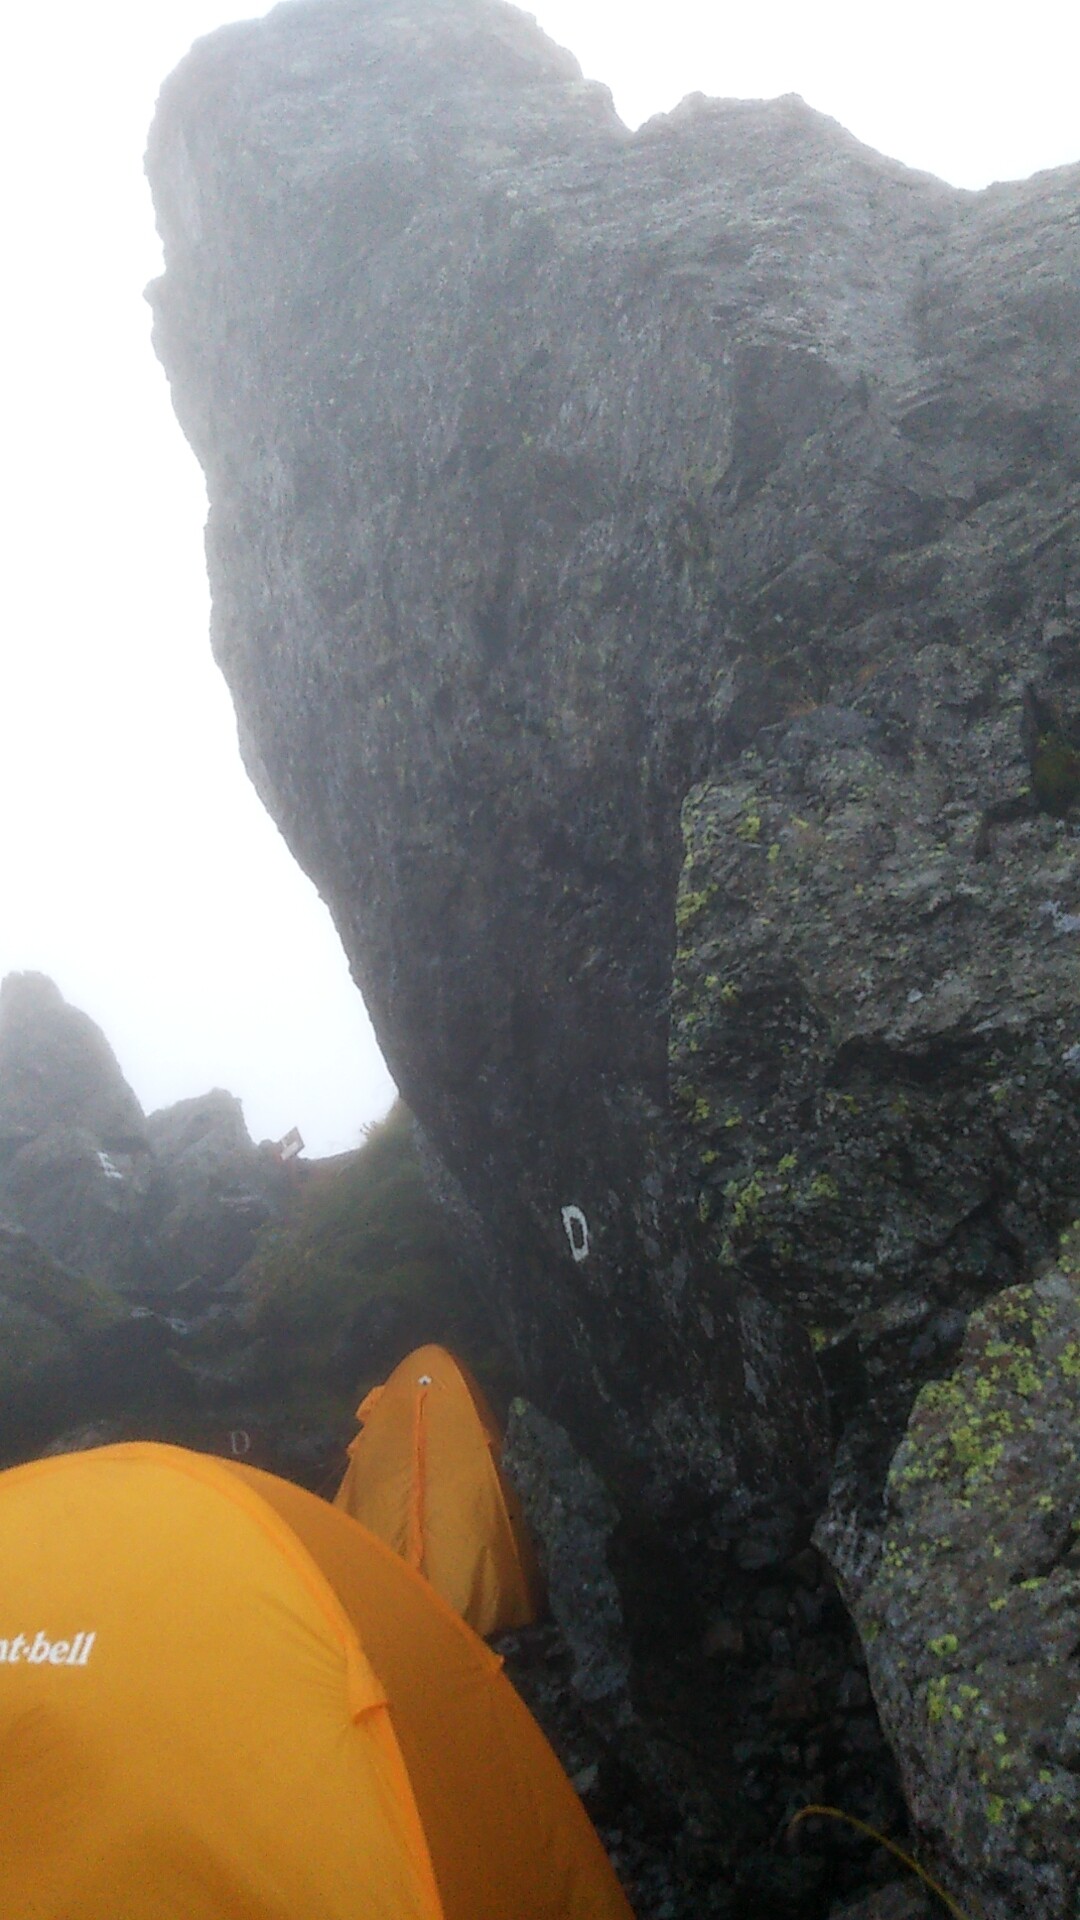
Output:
left=0, top=1442, right=631, bottom=1920
left=334, top=1344, right=541, bottom=1636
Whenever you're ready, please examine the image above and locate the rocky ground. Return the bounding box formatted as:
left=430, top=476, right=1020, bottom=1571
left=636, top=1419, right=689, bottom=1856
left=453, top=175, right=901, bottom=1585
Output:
left=503, top=1400, right=933, bottom=1919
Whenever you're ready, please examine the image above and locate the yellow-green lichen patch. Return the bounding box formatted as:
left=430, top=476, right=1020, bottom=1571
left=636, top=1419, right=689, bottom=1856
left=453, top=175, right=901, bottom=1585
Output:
left=926, top=1675, right=950, bottom=1724
left=1058, top=1222, right=1080, bottom=1276
left=806, top=1171, right=840, bottom=1203
left=723, top=1169, right=767, bottom=1237
left=856, top=1252, right=1080, bottom=1911
left=674, top=885, right=716, bottom=932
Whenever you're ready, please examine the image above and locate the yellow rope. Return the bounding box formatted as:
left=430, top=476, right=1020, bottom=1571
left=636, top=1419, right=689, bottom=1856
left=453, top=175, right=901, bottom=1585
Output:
left=786, top=1804, right=978, bottom=1920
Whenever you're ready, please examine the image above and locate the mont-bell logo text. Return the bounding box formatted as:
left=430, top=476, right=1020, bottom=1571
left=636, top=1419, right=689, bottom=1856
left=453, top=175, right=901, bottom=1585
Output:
left=0, top=1632, right=96, bottom=1667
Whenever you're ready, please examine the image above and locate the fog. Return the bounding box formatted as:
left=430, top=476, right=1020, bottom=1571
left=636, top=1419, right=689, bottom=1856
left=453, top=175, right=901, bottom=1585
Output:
left=2, top=0, right=1075, bottom=1155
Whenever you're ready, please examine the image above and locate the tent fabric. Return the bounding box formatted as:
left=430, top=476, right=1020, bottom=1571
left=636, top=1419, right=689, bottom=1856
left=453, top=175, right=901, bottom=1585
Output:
left=0, top=1442, right=632, bottom=1920
left=334, top=1344, right=541, bottom=1637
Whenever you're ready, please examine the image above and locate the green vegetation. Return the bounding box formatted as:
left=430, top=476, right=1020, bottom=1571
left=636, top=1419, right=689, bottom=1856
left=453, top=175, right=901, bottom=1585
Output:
left=241, top=1103, right=508, bottom=1407
left=0, top=1231, right=123, bottom=1338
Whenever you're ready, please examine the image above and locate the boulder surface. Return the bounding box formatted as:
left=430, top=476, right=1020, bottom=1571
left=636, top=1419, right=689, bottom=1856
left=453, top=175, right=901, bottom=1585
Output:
left=822, top=1226, right=1080, bottom=1920
left=146, top=0, right=1080, bottom=1527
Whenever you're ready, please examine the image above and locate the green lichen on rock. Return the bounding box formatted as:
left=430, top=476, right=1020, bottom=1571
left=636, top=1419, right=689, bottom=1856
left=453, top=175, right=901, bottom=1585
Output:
left=841, top=1237, right=1080, bottom=1919
left=669, top=697, right=1080, bottom=1503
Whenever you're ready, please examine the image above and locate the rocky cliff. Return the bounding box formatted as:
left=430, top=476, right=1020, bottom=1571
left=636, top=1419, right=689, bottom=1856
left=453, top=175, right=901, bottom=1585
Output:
left=0, top=973, right=290, bottom=1299
left=0, top=971, right=153, bottom=1286
left=145, top=3, right=1080, bottom=1913
left=0, top=975, right=297, bottom=1467
left=0, top=974, right=493, bottom=1494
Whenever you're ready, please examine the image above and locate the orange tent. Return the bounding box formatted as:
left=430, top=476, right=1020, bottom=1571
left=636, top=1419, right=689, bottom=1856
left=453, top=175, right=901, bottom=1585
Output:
left=0, top=1442, right=631, bottom=1920
left=334, top=1344, right=541, bottom=1636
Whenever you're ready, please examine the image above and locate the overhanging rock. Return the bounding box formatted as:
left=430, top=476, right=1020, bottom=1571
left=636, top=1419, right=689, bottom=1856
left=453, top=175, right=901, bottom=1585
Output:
left=145, top=0, right=1080, bottom=1524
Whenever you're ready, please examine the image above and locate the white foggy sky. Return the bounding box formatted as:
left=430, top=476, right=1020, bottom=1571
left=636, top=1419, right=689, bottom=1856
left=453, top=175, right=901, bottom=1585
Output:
left=1, top=2, right=1076, bottom=1157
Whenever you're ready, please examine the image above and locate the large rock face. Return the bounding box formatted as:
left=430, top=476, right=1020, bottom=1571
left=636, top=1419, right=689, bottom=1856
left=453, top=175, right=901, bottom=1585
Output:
left=146, top=0, right=1080, bottom=1536
left=0, top=974, right=291, bottom=1300
left=0, top=973, right=153, bottom=1285
left=144, top=1089, right=286, bottom=1294
left=0, top=975, right=314, bottom=1471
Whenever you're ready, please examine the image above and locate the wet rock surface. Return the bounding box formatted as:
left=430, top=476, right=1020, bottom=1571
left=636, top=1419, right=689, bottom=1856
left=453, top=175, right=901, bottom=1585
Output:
left=824, top=1226, right=1080, bottom=1920
left=670, top=647, right=1080, bottom=1530
left=145, top=0, right=1080, bottom=1526
left=504, top=1397, right=634, bottom=1731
